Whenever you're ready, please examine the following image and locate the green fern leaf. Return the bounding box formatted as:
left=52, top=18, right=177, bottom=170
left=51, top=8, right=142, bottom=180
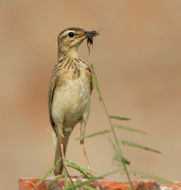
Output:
left=110, top=115, right=131, bottom=121
left=65, top=169, right=122, bottom=190
left=131, top=171, right=175, bottom=184
left=36, top=158, right=61, bottom=186
left=114, top=124, right=146, bottom=134
left=120, top=140, right=161, bottom=154
left=64, top=158, right=92, bottom=179
left=47, top=173, right=65, bottom=189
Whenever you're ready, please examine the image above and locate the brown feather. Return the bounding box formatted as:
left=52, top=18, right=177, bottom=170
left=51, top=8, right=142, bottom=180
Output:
left=48, top=69, right=59, bottom=129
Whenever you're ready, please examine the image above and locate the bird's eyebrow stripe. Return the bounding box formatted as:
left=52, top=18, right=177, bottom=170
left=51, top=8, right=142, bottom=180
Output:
left=58, top=29, right=83, bottom=40
left=58, top=31, right=72, bottom=39
left=60, top=27, right=83, bottom=34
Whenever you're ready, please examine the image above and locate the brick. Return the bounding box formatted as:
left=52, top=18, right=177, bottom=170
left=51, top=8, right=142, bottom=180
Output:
left=18, top=177, right=181, bottom=190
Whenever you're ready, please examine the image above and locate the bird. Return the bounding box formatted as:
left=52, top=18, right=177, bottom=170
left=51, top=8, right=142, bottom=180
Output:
left=48, top=27, right=99, bottom=175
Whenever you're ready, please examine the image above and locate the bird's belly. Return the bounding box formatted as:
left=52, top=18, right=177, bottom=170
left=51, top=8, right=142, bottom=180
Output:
left=52, top=78, right=91, bottom=127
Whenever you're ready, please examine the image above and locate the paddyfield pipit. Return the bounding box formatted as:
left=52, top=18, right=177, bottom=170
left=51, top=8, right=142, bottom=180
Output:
left=48, top=27, right=99, bottom=175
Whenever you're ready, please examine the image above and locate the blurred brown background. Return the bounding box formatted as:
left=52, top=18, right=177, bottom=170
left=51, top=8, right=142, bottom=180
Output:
left=0, top=0, right=181, bottom=189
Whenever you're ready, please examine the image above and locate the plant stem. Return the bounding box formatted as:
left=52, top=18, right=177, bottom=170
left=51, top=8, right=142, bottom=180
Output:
left=91, top=64, right=134, bottom=189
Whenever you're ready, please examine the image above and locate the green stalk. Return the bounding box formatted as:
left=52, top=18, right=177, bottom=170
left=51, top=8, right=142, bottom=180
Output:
left=91, top=64, right=134, bottom=189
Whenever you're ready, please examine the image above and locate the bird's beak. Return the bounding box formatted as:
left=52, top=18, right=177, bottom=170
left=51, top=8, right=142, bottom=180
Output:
left=85, top=30, right=99, bottom=44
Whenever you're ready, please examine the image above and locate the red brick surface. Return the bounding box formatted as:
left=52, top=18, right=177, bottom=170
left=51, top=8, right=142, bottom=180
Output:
left=19, top=178, right=181, bottom=190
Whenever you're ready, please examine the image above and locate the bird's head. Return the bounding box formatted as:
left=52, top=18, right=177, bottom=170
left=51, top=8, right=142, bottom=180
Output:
left=57, top=27, right=99, bottom=59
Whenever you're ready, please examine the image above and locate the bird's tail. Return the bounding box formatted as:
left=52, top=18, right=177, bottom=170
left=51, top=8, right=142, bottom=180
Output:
left=54, top=138, right=63, bottom=175
left=54, top=133, right=70, bottom=176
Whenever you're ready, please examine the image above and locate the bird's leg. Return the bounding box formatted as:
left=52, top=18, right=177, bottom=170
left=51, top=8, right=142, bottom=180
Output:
left=57, top=124, right=65, bottom=166
left=58, top=125, right=65, bottom=157
left=80, top=121, right=91, bottom=170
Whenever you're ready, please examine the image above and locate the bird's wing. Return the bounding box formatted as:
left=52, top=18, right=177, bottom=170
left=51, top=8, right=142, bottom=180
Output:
left=48, top=67, right=59, bottom=129
left=86, top=66, right=94, bottom=93
left=90, top=72, right=94, bottom=93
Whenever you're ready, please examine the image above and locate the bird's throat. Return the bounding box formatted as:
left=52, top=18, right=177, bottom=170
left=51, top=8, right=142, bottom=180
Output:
left=58, top=48, right=79, bottom=62
left=67, top=49, right=79, bottom=59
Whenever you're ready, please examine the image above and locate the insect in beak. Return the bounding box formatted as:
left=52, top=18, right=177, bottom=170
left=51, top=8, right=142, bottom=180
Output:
left=85, top=30, right=99, bottom=53
left=85, top=31, right=99, bottom=44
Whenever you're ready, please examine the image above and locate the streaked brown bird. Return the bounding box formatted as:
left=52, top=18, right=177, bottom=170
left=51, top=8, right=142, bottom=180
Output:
left=48, top=27, right=98, bottom=175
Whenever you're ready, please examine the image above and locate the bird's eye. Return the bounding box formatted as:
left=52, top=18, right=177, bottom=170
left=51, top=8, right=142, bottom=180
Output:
left=68, top=32, right=74, bottom=37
